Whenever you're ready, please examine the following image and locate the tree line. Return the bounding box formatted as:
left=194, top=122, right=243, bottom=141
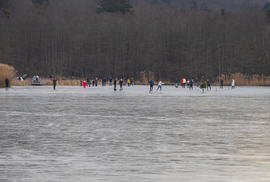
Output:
left=0, top=0, right=270, bottom=81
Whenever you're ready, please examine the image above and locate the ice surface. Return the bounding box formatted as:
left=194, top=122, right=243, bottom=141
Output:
left=0, top=85, right=270, bottom=181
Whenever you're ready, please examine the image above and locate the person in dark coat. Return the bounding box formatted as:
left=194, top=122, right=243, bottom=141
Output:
left=220, top=79, right=224, bottom=89
left=189, top=79, right=193, bottom=90
left=207, top=79, right=211, bottom=90
left=87, top=78, right=91, bottom=87
left=95, top=77, right=98, bottom=86
left=113, top=78, right=117, bottom=91
left=109, top=77, right=112, bottom=86
left=147, top=80, right=154, bottom=92
left=53, top=78, right=57, bottom=90
left=119, top=79, right=123, bottom=91
left=5, top=77, right=9, bottom=89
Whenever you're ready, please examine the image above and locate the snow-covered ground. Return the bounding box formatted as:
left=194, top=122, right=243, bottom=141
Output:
left=0, top=85, right=270, bottom=181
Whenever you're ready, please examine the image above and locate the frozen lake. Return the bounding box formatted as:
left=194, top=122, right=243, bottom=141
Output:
left=0, top=85, right=270, bottom=182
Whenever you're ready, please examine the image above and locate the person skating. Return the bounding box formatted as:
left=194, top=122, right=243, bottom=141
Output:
left=5, top=77, right=9, bottom=90
left=95, top=77, right=98, bottom=87
left=92, top=79, right=95, bottom=87
left=53, top=78, right=57, bottom=90
left=196, top=78, right=199, bottom=87
left=156, top=80, right=164, bottom=92
left=119, top=79, right=123, bottom=91
left=180, top=78, right=183, bottom=88
left=113, top=78, right=117, bottom=91
left=187, top=79, right=190, bottom=88
left=33, top=75, right=36, bottom=83
left=87, top=78, right=91, bottom=87
left=189, top=79, right=193, bottom=90
left=207, top=79, right=211, bottom=90
left=130, top=78, right=133, bottom=85
left=175, top=78, right=178, bottom=88
left=147, top=80, right=154, bottom=93
left=127, top=79, right=130, bottom=87
left=183, top=78, right=186, bottom=88
left=220, top=79, right=224, bottom=89
left=232, top=79, right=235, bottom=89
left=83, top=81, right=87, bottom=89
left=109, top=77, right=112, bottom=86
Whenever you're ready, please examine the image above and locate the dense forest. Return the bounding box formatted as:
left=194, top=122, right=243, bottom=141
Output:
left=1, top=0, right=270, bottom=81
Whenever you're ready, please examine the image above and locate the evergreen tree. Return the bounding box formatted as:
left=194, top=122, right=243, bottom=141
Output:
left=189, top=0, right=198, bottom=11
left=266, top=8, right=270, bottom=24
left=263, top=2, right=270, bottom=12
left=200, top=76, right=206, bottom=89
left=199, top=2, right=210, bottom=12
left=0, top=0, right=12, bottom=18
left=96, top=0, right=133, bottom=14
left=221, top=8, right=225, bottom=16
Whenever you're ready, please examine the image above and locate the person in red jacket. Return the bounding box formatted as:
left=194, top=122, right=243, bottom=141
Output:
left=180, top=78, right=183, bottom=88
left=83, top=81, right=87, bottom=89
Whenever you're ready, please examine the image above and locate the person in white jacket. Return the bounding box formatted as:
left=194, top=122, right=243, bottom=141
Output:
left=183, top=78, right=186, bottom=88
left=232, top=79, right=235, bottom=89
left=156, top=81, right=165, bottom=92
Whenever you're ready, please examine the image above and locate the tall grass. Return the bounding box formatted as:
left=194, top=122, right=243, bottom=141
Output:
left=0, top=63, right=15, bottom=88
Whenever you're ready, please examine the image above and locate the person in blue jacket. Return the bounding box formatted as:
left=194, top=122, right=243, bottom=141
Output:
left=147, top=80, right=154, bottom=92
left=189, top=79, right=193, bottom=90
left=109, top=77, right=112, bottom=86
left=207, top=79, right=211, bottom=90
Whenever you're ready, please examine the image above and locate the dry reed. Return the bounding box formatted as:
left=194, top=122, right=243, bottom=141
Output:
left=0, top=63, right=15, bottom=88
left=213, top=73, right=270, bottom=86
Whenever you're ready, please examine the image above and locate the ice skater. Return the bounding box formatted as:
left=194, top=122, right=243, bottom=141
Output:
left=175, top=78, right=178, bottom=88
left=196, top=78, right=199, bottom=87
left=220, top=79, right=224, bottom=89
left=5, top=77, right=9, bottom=90
left=232, top=79, right=235, bottom=89
left=53, top=78, right=57, bottom=90
left=83, top=81, right=87, bottom=89
left=156, top=80, right=164, bottom=92
left=189, top=79, right=193, bottom=90
left=127, top=79, right=130, bottom=87
left=119, top=79, right=123, bottom=91
left=113, top=78, right=117, bottom=91
left=95, top=77, right=98, bottom=87
left=147, top=80, right=154, bottom=93
left=109, top=77, right=112, bottom=86
left=207, top=79, right=211, bottom=90
left=87, top=78, right=91, bottom=87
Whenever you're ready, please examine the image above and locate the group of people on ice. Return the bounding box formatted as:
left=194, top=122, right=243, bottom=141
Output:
left=80, top=77, right=134, bottom=90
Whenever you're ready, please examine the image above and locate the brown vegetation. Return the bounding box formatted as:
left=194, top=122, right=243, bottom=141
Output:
left=0, top=63, right=15, bottom=88
left=212, top=73, right=270, bottom=86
